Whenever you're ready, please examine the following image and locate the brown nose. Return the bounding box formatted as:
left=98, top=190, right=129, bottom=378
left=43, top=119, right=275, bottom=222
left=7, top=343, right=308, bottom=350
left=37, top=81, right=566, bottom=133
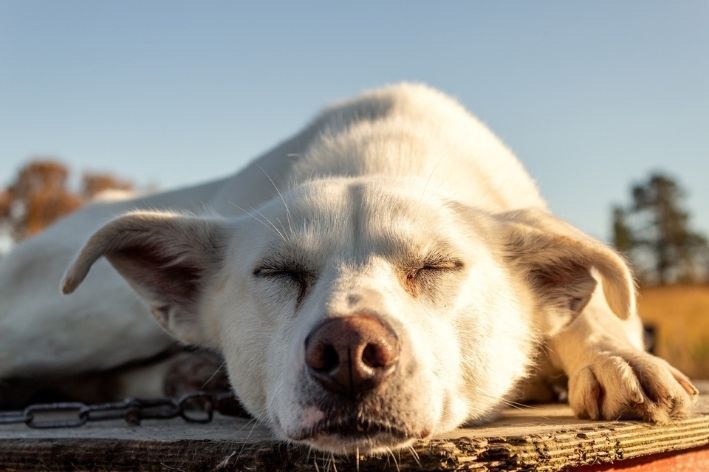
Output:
left=304, top=314, right=400, bottom=397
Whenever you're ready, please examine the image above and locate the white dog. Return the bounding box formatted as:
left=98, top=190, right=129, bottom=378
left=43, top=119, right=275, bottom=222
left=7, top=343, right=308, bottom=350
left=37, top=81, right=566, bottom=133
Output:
left=0, top=84, right=697, bottom=454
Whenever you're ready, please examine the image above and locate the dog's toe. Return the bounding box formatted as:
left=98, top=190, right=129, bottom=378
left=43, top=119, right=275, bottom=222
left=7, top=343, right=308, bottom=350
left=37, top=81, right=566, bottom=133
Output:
left=568, top=349, right=697, bottom=423
left=569, top=365, right=603, bottom=420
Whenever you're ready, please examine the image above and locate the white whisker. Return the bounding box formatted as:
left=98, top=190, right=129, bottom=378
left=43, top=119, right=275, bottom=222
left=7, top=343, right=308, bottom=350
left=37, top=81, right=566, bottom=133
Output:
left=408, top=446, right=421, bottom=467
left=228, top=200, right=287, bottom=241
left=385, top=446, right=401, bottom=472
left=200, top=360, right=226, bottom=390
left=258, top=165, right=294, bottom=235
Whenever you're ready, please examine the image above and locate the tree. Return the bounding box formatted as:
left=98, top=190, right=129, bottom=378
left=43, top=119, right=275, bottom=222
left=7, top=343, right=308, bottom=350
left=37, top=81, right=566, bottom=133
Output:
left=612, top=172, right=708, bottom=285
left=0, top=158, right=135, bottom=242
left=5, top=159, right=83, bottom=240
left=611, top=206, right=633, bottom=255
left=80, top=173, right=133, bottom=199
left=0, top=190, right=10, bottom=221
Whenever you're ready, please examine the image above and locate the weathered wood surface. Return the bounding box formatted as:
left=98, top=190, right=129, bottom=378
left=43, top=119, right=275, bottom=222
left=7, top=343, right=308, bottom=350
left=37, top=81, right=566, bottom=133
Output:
left=0, top=382, right=707, bottom=471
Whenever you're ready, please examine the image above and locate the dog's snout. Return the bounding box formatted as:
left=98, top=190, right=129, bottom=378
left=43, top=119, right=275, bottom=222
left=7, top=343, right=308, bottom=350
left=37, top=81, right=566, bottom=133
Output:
left=305, top=314, right=400, bottom=396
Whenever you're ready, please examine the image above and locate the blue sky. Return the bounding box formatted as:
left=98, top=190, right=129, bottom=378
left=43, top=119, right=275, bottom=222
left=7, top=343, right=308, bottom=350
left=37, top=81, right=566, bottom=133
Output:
left=1, top=1, right=708, bottom=241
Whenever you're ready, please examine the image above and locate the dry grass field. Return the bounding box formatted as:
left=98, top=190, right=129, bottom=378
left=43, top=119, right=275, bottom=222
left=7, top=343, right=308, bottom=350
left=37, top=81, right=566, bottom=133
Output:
left=638, top=285, right=709, bottom=379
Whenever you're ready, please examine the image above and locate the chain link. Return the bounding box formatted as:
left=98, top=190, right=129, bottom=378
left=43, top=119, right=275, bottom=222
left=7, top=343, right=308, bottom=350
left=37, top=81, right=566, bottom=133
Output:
left=0, top=391, right=247, bottom=429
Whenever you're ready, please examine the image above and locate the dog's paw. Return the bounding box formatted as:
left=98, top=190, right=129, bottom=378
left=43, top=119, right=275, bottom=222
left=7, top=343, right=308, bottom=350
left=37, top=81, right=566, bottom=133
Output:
left=568, top=348, right=699, bottom=423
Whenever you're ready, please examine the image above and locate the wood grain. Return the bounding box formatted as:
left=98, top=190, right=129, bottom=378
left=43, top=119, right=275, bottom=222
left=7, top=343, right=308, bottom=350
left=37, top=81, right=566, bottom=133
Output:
left=0, top=382, right=707, bottom=471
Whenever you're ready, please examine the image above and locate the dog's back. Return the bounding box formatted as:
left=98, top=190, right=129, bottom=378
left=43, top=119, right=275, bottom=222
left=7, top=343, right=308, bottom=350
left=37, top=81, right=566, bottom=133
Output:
left=290, top=83, right=547, bottom=213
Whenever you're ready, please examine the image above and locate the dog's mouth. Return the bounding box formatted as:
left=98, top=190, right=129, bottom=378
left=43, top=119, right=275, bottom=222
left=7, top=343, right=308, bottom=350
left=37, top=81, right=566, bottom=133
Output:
left=289, top=415, right=429, bottom=454
left=297, top=417, right=410, bottom=440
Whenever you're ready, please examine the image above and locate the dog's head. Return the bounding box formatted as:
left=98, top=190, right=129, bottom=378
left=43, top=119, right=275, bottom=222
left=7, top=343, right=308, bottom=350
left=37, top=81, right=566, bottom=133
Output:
left=63, top=178, right=635, bottom=454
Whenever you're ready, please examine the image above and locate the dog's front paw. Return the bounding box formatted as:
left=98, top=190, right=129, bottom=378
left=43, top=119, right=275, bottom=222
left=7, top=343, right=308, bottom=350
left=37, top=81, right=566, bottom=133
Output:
left=568, top=348, right=699, bottom=423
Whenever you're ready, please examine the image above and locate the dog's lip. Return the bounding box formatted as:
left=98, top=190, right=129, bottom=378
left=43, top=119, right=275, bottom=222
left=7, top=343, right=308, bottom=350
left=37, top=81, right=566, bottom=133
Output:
left=289, top=415, right=421, bottom=442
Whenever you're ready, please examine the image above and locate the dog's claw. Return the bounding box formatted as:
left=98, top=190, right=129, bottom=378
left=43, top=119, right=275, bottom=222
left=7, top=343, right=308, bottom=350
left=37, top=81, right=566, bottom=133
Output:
left=670, top=366, right=699, bottom=396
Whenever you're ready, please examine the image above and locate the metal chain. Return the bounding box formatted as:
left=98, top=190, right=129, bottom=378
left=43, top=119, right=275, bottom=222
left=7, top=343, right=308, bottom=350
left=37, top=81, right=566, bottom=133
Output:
left=0, top=391, right=248, bottom=429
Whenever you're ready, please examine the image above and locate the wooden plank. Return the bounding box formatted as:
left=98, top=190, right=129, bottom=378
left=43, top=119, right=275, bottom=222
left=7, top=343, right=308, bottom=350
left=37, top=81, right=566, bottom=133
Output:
left=576, top=445, right=709, bottom=471
left=0, top=382, right=707, bottom=471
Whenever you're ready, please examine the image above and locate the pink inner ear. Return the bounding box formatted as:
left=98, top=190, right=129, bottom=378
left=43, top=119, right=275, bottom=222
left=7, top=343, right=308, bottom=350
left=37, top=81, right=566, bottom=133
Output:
left=108, top=242, right=205, bottom=307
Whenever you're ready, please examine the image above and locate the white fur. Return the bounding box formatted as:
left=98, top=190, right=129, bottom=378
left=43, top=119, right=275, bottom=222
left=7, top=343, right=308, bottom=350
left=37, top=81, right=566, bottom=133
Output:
left=0, top=83, right=697, bottom=454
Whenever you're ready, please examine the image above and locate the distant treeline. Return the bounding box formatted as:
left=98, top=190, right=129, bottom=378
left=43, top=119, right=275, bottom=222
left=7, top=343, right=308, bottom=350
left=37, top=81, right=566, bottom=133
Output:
left=0, top=158, right=135, bottom=241
left=612, top=172, right=708, bottom=286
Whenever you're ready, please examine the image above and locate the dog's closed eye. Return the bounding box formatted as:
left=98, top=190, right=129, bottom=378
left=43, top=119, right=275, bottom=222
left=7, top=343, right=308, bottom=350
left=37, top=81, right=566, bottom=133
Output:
left=410, top=258, right=463, bottom=275
left=253, top=261, right=315, bottom=304
left=402, top=256, right=464, bottom=296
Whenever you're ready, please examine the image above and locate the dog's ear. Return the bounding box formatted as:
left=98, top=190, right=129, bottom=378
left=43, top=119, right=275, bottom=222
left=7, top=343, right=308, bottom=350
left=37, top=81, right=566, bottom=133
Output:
left=62, top=211, right=228, bottom=345
left=497, top=208, right=636, bottom=322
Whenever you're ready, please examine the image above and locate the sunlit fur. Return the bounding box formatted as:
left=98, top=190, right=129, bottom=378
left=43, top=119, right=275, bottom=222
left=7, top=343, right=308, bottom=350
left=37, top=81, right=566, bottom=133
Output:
left=1, top=84, right=697, bottom=455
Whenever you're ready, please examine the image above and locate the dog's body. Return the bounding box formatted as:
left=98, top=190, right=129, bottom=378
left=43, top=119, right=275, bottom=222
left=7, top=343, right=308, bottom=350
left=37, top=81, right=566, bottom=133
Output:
left=0, top=84, right=696, bottom=454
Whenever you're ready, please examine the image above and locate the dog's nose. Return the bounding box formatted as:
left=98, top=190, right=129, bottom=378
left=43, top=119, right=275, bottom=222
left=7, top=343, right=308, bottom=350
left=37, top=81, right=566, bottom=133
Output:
left=304, top=314, right=400, bottom=396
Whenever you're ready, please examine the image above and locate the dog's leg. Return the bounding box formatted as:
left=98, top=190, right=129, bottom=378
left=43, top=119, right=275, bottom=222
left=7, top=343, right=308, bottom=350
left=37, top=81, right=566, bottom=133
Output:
left=551, top=289, right=699, bottom=422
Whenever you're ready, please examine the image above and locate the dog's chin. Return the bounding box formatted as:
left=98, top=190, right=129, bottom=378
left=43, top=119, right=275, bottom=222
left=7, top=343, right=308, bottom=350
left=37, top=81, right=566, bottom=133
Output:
left=288, top=417, right=429, bottom=455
